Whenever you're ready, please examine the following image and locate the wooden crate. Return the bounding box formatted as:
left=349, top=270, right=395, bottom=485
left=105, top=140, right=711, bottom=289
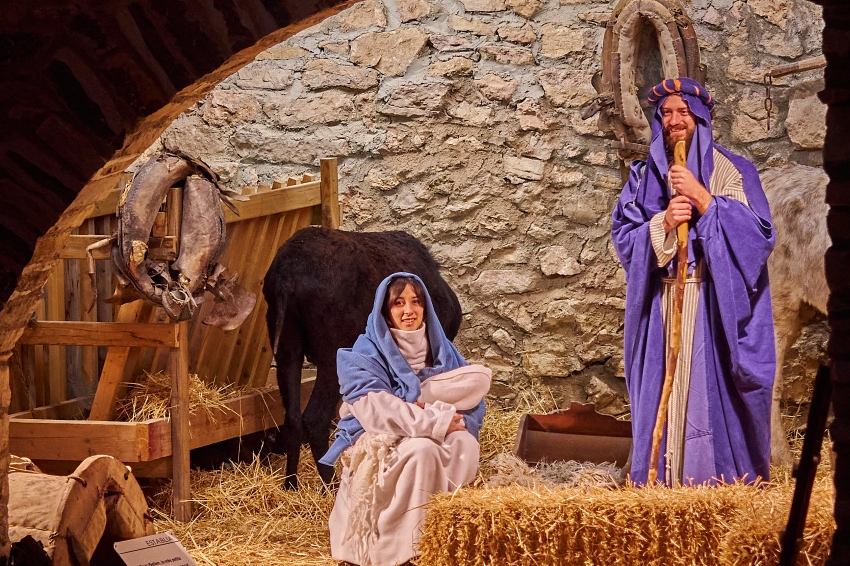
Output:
left=9, top=158, right=340, bottom=520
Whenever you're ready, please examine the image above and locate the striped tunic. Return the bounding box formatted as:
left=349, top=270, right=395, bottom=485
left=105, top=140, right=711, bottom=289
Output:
left=648, top=149, right=747, bottom=485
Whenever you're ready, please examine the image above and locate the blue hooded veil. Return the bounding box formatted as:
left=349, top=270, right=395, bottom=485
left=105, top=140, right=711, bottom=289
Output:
left=611, top=78, right=776, bottom=484
left=320, top=272, right=486, bottom=466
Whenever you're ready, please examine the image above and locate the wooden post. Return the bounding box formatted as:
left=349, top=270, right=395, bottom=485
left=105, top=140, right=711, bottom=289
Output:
left=320, top=157, right=340, bottom=229
left=45, top=263, right=66, bottom=404
left=170, top=321, right=191, bottom=522
left=0, top=350, right=13, bottom=562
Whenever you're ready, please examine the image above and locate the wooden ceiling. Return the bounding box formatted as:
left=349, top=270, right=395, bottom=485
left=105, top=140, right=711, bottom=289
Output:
left=0, top=0, right=351, bottom=304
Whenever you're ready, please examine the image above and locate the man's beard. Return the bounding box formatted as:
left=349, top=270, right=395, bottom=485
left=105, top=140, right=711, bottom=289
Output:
left=664, top=125, right=695, bottom=151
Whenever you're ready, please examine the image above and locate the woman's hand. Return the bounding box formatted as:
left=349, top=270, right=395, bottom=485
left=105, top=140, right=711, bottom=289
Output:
left=446, top=413, right=467, bottom=435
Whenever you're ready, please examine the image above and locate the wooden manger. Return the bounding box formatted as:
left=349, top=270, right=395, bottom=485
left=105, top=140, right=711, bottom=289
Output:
left=8, top=157, right=342, bottom=521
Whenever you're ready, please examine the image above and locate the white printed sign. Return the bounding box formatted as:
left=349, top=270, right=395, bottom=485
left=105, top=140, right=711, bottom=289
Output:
left=114, top=531, right=198, bottom=566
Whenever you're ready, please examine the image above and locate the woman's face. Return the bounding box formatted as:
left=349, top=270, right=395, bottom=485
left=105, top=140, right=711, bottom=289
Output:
left=389, top=284, right=424, bottom=331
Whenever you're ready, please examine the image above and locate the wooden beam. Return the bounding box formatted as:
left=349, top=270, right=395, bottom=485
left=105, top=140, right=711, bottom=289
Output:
left=170, top=320, right=191, bottom=522
left=60, top=235, right=177, bottom=261
left=7, top=384, right=311, bottom=467
left=9, top=419, right=153, bottom=462
left=320, top=158, right=340, bottom=229
left=18, top=321, right=179, bottom=348
left=224, top=181, right=320, bottom=223
left=88, top=301, right=153, bottom=421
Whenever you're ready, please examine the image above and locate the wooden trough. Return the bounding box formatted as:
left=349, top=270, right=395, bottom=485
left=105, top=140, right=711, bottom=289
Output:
left=8, top=157, right=342, bottom=521
left=513, top=402, right=633, bottom=467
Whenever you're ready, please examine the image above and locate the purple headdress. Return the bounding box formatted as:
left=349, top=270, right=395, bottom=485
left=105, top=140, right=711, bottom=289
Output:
left=646, top=77, right=716, bottom=199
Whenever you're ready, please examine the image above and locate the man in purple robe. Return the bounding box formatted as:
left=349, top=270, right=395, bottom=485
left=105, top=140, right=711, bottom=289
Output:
left=611, top=77, right=776, bottom=485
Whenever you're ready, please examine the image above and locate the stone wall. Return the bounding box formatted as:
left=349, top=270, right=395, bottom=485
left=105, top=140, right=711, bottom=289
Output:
left=150, top=0, right=825, bottom=415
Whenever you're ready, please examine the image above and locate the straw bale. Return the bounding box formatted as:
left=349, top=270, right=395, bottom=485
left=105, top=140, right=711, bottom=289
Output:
left=419, top=477, right=835, bottom=566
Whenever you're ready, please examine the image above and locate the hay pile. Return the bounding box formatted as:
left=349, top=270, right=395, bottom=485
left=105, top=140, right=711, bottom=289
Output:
left=144, top=392, right=835, bottom=566
left=484, top=453, right=626, bottom=489
left=116, top=370, right=251, bottom=422
left=151, top=449, right=336, bottom=566
left=417, top=476, right=835, bottom=566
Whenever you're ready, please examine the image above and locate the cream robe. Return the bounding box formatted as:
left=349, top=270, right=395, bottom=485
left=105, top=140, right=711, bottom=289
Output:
left=328, top=326, right=480, bottom=566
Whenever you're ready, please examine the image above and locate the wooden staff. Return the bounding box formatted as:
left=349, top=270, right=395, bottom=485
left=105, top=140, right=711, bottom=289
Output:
left=647, top=140, right=689, bottom=485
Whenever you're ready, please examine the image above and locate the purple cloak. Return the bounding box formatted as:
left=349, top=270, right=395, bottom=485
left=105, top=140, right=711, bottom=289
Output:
left=611, top=81, right=776, bottom=485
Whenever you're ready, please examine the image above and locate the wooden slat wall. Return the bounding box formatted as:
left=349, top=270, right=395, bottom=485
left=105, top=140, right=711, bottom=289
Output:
left=13, top=172, right=326, bottom=410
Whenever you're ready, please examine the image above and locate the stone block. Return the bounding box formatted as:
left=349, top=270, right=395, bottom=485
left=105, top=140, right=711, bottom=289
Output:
left=516, top=98, right=545, bottom=130
left=428, top=57, right=474, bottom=76
left=318, top=40, right=350, bottom=54
left=230, top=125, right=351, bottom=164
left=479, top=44, right=535, bottom=65
left=430, top=35, right=476, bottom=52
left=162, top=118, right=230, bottom=157
left=254, top=45, right=310, bottom=61
left=506, top=0, right=543, bottom=19
left=202, top=90, right=261, bottom=126
left=786, top=94, right=826, bottom=149
left=379, top=82, right=451, bottom=117
left=749, top=0, right=790, bottom=29
left=522, top=352, right=581, bottom=378
left=504, top=155, right=545, bottom=180
left=448, top=101, right=493, bottom=125
left=472, top=270, right=537, bottom=296
left=538, top=69, right=596, bottom=107
left=339, top=0, right=387, bottom=31
left=351, top=28, right=430, bottom=76
left=759, top=29, right=803, bottom=59
left=497, top=23, right=536, bottom=44
left=492, top=328, right=516, bottom=352
left=540, top=24, right=588, bottom=58
left=539, top=246, right=583, bottom=276
left=545, top=300, right=577, bottom=326
left=398, top=0, right=433, bottom=21
left=302, top=59, right=379, bottom=90
left=731, top=114, right=772, bottom=143
left=235, top=64, right=295, bottom=90
left=475, top=73, right=518, bottom=101
left=459, top=0, right=506, bottom=11
left=278, top=91, right=355, bottom=126
left=450, top=15, right=495, bottom=36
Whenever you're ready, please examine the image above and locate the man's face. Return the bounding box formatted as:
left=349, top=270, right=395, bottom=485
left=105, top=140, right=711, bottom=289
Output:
left=661, top=95, right=696, bottom=150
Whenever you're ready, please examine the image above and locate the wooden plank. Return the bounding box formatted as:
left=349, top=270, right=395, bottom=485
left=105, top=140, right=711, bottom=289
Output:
left=195, top=217, right=269, bottom=384
left=190, top=221, right=252, bottom=380
left=88, top=301, right=153, bottom=421
left=19, top=321, right=180, bottom=348
left=320, top=158, right=340, bottom=229
left=65, top=251, right=83, bottom=400
left=33, top=299, right=47, bottom=407
left=45, top=261, right=66, bottom=404
left=224, top=181, right=320, bottom=223
left=9, top=419, right=153, bottom=462
left=79, top=218, right=99, bottom=389
left=8, top=383, right=311, bottom=470
left=245, top=208, right=313, bottom=388
left=10, top=397, right=86, bottom=420
left=229, top=212, right=291, bottom=386
left=170, top=320, right=191, bottom=522
left=214, top=215, right=273, bottom=384
left=61, top=235, right=177, bottom=261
